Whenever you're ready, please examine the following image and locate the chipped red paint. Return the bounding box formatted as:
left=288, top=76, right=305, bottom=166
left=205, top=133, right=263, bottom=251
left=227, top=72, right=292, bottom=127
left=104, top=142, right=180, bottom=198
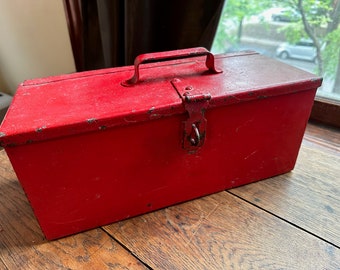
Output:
left=0, top=48, right=322, bottom=239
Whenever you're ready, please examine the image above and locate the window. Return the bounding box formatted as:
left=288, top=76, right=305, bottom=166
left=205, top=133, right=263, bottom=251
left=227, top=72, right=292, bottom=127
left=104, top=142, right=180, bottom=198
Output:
left=212, top=0, right=340, bottom=127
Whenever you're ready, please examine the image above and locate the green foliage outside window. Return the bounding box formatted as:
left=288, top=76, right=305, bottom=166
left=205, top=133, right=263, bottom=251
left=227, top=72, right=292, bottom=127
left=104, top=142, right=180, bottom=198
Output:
left=212, top=0, right=340, bottom=97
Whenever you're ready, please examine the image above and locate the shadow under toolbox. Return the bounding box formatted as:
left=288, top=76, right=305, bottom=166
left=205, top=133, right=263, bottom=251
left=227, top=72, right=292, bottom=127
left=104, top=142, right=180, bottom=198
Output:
left=0, top=48, right=322, bottom=240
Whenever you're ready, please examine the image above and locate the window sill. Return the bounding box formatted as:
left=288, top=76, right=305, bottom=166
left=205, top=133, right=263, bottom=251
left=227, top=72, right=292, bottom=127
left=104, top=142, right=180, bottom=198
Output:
left=310, top=96, right=340, bottom=128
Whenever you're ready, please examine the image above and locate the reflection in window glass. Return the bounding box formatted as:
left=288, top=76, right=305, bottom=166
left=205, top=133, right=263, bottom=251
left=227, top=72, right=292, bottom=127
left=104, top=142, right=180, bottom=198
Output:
left=212, top=0, right=340, bottom=101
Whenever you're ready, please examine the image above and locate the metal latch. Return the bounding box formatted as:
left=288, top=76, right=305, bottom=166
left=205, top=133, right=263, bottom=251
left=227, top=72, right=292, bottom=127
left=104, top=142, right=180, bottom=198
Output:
left=182, top=92, right=211, bottom=152
left=171, top=78, right=211, bottom=153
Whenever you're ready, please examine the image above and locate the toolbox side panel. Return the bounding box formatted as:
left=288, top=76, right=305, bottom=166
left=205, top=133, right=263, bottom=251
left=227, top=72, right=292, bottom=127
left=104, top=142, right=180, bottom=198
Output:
left=5, top=88, right=316, bottom=240
left=206, top=89, right=316, bottom=188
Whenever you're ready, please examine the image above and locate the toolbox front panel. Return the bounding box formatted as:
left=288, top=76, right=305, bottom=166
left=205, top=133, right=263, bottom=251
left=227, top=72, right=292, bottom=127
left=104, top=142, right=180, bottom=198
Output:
left=5, top=87, right=315, bottom=240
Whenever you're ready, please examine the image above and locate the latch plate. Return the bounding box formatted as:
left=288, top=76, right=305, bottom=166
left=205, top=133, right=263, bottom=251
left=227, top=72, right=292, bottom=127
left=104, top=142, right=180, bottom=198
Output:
left=171, top=78, right=211, bottom=153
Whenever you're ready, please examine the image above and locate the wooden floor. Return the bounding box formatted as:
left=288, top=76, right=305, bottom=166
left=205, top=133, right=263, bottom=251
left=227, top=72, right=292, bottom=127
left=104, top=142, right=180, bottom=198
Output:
left=0, top=121, right=339, bottom=269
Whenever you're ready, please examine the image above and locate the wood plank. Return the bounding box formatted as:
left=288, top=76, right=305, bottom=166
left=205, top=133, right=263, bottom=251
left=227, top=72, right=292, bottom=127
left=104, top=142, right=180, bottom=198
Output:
left=0, top=150, right=148, bottom=270
left=104, top=191, right=340, bottom=270
left=304, top=121, right=340, bottom=151
left=230, top=138, right=340, bottom=247
left=0, top=260, right=7, bottom=270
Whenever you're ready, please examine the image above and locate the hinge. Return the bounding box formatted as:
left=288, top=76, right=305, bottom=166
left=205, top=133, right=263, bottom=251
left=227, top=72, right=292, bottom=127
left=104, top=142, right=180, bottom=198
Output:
left=171, top=78, right=211, bottom=153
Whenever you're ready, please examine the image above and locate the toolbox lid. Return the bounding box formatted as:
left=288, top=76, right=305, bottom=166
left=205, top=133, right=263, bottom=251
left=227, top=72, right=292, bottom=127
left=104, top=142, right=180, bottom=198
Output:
left=0, top=49, right=322, bottom=147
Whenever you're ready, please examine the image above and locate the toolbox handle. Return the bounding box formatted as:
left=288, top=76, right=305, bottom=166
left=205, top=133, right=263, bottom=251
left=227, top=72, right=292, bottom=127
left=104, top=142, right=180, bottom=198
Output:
left=121, top=47, right=222, bottom=86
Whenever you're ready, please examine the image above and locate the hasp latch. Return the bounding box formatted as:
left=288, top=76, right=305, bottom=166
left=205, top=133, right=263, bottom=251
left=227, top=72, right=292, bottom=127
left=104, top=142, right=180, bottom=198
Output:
left=182, top=93, right=211, bottom=152
left=171, top=78, right=211, bottom=153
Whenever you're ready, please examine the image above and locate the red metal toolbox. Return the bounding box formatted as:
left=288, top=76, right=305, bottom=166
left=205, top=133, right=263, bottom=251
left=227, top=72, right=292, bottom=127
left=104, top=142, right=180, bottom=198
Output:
left=0, top=48, right=322, bottom=240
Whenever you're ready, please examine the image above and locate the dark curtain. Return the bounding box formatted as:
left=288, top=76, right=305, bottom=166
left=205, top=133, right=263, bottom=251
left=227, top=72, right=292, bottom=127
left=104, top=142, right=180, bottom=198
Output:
left=64, top=0, right=225, bottom=71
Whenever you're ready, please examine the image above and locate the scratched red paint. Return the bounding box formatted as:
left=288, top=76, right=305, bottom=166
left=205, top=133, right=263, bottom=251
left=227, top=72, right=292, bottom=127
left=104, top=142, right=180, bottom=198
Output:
left=0, top=48, right=322, bottom=240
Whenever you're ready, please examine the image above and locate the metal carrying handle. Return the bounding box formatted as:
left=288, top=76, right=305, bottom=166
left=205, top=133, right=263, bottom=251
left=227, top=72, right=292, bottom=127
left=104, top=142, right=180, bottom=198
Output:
left=121, top=47, right=222, bottom=86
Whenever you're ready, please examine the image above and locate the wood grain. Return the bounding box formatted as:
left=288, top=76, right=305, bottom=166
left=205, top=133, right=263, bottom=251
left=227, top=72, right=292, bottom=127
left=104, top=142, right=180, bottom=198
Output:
left=0, top=150, right=147, bottom=270
left=0, top=260, right=7, bottom=270
left=229, top=138, right=340, bottom=247
left=1, top=121, right=339, bottom=270
left=304, top=121, right=340, bottom=151
left=105, top=192, right=340, bottom=270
